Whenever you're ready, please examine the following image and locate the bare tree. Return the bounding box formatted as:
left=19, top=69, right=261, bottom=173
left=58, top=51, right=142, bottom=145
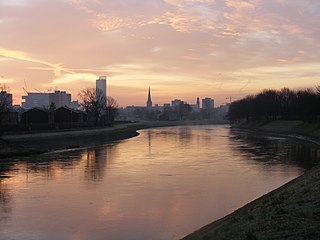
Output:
left=78, top=87, right=106, bottom=124
left=106, top=96, right=119, bottom=122
left=78, top=87, right=119, bottom=125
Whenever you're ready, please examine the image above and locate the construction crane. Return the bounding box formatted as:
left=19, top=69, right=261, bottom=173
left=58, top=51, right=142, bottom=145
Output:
left=34, top=89, right=43, bottom=93
left=22, top=79, right=29, bottom=94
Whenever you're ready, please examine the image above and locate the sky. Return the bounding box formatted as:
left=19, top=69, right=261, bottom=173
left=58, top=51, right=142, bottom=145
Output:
left=0, top=0, right=320, bottom=107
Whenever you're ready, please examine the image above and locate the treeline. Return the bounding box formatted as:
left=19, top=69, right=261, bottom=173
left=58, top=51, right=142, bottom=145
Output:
left=228, top=87, right=320, bottom=122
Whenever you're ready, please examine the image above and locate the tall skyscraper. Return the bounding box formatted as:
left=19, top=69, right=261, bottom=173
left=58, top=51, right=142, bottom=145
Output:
left=146, top=87, right=152, bottom=111
left=96, top=76, right=107, bottom=101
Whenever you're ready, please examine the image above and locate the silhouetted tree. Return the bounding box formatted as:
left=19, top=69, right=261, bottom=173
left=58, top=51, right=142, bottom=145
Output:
left=78, top=88, right=118, bottom=125
left=228, top=86, right=320, bottom=123
left=104, top=96, right=119, bottom=123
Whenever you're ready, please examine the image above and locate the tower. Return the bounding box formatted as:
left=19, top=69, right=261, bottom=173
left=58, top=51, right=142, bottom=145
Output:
left=196, top=97, right=200, bottom=110
left=146, top=87, right=152, bottom=111
left=96, top=76, right=107, bottom=101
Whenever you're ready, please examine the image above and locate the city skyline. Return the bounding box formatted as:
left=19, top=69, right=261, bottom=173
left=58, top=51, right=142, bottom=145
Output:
left=1, top=0, right=320, bottom=107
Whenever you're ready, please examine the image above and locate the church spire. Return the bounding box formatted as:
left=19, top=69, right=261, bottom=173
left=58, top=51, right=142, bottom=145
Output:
left=148, top=87, right=151, bottom=101
left=146, top=86, right=152, bottom=111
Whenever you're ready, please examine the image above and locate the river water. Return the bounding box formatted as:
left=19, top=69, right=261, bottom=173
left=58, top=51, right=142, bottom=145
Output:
left=0, top=125, right=319, bottom=240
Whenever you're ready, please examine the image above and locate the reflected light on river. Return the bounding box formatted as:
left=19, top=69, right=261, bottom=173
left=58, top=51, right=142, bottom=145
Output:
left=0, top=125, right=319, bottom=240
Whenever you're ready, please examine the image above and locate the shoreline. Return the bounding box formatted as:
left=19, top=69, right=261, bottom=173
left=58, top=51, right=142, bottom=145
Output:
left=0, top=120, right=226, bottom=158
left=182, top=120, right=320, bottom=240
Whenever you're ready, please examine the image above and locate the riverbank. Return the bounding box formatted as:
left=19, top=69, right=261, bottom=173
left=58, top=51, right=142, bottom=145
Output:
left=182, top=120, right=320, bottom=240
left=0, top=120, right=224, bottom=157
left=234, top=120, right=320, bottom=142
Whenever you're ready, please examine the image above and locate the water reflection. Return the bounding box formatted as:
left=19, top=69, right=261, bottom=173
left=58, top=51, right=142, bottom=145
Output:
left=0, top=179, right=12, bottom=219
left=84, top=149, right=104, bottom=182
left=229, top=128, right=320, bottom=168
left=83, top=145, right=119, bottom=182
left=0, top=125, right=319, bottom=240
left=0, top=142, right=121, bottom=183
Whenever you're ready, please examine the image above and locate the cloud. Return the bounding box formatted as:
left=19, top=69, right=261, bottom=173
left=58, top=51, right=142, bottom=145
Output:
left=1, top=0, right=320, bottom=106
left=231, top=62, right=320, bottom=90
left=51, top=73, right=98, bottom=85
left=225, top=0, right=255, bottom=9
left=0, top=48, right=73, bottom=77
left=65, top=0, right=158, bottom=31
left=0, top=77, right=15, bottom=84
left=63, top=0, right=320, bottom=39
left=0, top=0, right=30, bottom=7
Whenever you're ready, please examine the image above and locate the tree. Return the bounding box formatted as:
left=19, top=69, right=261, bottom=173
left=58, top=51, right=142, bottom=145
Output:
left=78, top=87, right=119, bottom=125
left=0, top=83, right=11, bottom=134
left=105, top=96, right=119, bottom=123
left=78, top=87, right=107, bottom=124
left=228, top=86, right=320, bottom=122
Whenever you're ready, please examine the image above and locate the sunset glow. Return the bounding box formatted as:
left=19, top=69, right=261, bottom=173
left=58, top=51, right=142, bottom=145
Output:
left=1, top=0, right=319, bottom=106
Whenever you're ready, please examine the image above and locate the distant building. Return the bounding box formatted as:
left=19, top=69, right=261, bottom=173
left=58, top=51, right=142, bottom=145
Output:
left=146, top=87, right=152, bottom=111
left=155, top=104, right=161, bottom=112
left=171, top=99, right=183, bottom=109
left=71, top=100, right=79, bottom=110
left=163, top=103, right=171, bottom=111
left=190, top=104, right=199, bottom=112
left=96, top=76, right=107, bottom=100
left=202, top=97, right=214, bottom=110
left=116, top=106, right=146, bottom=121
left=213, top=104, right=230, bottom=121
left=49, top=90, right=71, bottom=108
left=22, top=90, right=71, bottom=109
left=196, top=97, right=200, bottom=110
left=0, top=91, right=13, bottom=109
left=22, top=93, right=50, bottom=109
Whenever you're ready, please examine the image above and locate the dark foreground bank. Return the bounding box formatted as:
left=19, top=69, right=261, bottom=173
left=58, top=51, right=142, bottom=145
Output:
left=0, top=120, right=223, bottom=158
left=182, top=120, right=320, bottom=240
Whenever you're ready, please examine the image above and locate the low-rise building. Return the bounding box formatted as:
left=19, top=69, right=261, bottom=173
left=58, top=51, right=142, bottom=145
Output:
left=22, top=90, right=71, bottom=109
left=21, top=108, right=49, bottom=125
left=54, top=107, right=86, bottom=123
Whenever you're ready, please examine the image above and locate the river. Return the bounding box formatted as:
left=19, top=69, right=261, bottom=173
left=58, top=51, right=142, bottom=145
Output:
left=0, top=125, right=319, bottom=240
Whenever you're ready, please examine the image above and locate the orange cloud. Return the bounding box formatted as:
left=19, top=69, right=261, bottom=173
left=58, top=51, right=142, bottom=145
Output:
left=225, top=0, right=256, bottom=9
left=0, top=48, right=73, bottom=77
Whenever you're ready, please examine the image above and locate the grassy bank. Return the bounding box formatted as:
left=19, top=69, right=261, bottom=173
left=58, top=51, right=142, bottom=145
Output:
left=234, top=120, right=320, bottom=141
left=0, top=120, right=224, bottom=157
left=182, top=120, right=320, bottom=240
